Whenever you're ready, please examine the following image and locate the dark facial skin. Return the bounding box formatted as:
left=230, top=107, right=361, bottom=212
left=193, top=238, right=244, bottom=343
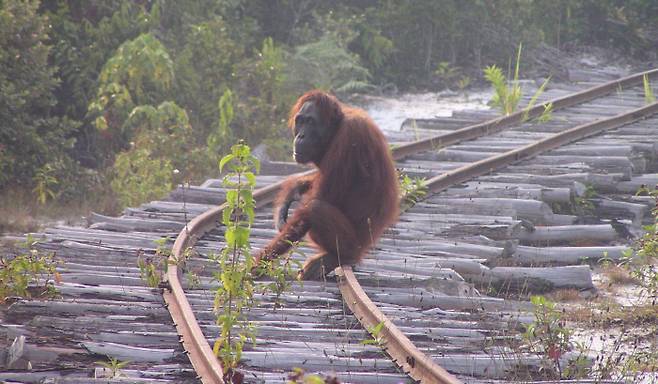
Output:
left=292, top=102, right=333, bottom=165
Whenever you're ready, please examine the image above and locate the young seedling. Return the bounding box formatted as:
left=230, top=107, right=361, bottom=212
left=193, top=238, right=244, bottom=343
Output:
left=398, top=171, right=428, bottom=212
left=485, top=42, right=552, bottom=122
left=95, top=356, right=130, bottom=378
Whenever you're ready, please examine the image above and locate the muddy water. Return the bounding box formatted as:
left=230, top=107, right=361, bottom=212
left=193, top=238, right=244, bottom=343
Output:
left=357, top=89, right=492, bottom=134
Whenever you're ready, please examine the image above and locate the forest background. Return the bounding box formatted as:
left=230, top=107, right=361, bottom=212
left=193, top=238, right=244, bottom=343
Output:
left=1, top=0, right=657, bottom=228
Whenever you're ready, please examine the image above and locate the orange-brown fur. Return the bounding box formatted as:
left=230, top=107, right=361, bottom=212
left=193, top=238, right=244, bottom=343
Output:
left=255, top=90, right=399, bottom=279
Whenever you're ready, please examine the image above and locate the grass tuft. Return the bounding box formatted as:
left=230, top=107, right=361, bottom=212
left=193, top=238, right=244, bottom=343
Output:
left=602, top=265, right=639, bottom=285
left=643, top=74, right=655, bottom=104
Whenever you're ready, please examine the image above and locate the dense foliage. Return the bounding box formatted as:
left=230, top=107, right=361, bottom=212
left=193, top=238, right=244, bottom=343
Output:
left=1, top=0, right=656, bottom=209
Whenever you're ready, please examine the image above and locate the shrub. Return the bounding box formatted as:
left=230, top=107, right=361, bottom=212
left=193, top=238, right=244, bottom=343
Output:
left=110, top=148, right=173, bottom=208
left=0, top=235, right=61, bottom=302
left=87, top=33, right=174, bottom=156
left=0, top=0, right=79, bottom=192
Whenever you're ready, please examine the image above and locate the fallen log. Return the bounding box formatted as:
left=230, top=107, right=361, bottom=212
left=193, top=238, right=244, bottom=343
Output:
left=512, top=245, right=629, bottom=265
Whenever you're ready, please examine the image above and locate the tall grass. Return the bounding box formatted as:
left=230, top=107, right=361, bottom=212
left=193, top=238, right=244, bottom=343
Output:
left=522, top=77, right=552, bottom=122
left=644, top=74, right=656, bottom=104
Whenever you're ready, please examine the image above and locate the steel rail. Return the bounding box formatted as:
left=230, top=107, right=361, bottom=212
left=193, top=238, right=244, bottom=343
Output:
left=163, top=172, right=464, bottom=384
left=332, top=100, right=658, bottom=384
left=336, top=266, right=461, bottom=383
left=392, top=68, right=658, bottom=160
left=424, top=101, right=658, bottom=193
left=163, top=171, right=313, bottom=384
left=163, top=70, right=658, bottom=384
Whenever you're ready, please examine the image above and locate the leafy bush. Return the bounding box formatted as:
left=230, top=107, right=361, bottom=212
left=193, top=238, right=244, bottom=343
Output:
left=32, top=164, right=59, bottom=205
left=5, top=0, right=658, bottom=210
left=207, top=89, right=236, bottom=158
left=124, top=101, right=209, bottom=180
left=288, top=36, right=373, bottom=94
left=106, top=100, right=211, bottom=209
left=524, top=295, right=575, bottom=378
left=87, top=33, right=174, bottom=155
left=0, top=235, right=61, bottom=303
left=110, top=148, right=173, bottom=208
left=172, top=15, right=247, bottom=138
left=0, top=0, right=79, bottom=192
left=230, top=38, right=293, bottom=159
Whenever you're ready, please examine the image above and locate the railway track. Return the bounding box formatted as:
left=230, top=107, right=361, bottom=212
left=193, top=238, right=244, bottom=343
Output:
left=2, top=67, right=658, bottom=383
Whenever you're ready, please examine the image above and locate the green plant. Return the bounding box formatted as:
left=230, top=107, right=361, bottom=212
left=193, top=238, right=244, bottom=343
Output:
left=0, top=0, right=78, bottom=190
left=360, top=320, right=386, bottom=348
left=288, top=36, right=372, bottom=93
left=563, top=341, right=591, bottom=379
left=434, top=61, right=461, bottom=86
left=352, top=22, right=393, bottom=72
left=622, top=350, right=658, bottom=380
left=256, top=241, right=302, bottom=308
left=523, top=295, right=573, bottom=378
left=207, top=89, right=235, bottom=156
left=574, top=184, right=596, bottom=215
left=110, top=100, right=209, bottom=209
left=124, top=101, right=208, bottom=179
left=485, top=42, right=553, bottom=121
left=95, top=356, right=130, bottom=379
left=643, top=74, right=656, bottom=104
left=211, top=142, right=260, bottom=378
left=211, top=142, right=298, bottom=380
left=484, top=43, right=523, bottom=116
left=522, top=77, right=552, bottom=122
left=484, top=63, right=521, bottom=115
left=32, top=164, right=59, bottom=205
left=398, top=172, right=428, bottom=212
left=138, top=243, right=201, bottom=289
left=229, top=37, right=294, bottom=161
left=0, top=235, right=61, bottom=302
left=537, top=102, right=554, bottom=123
left=287, top=367, right=339, bottom=384
left=137, top=237, right=180, bottom=289
left=87, top=33, right=174, bottom=144
left=456, top=75, right=472, bottom=91
left=185, top=270, right=202, bottom=289
left=110, top=148, right=174, bottom=208
left=137, top=255, right=161, bottom=288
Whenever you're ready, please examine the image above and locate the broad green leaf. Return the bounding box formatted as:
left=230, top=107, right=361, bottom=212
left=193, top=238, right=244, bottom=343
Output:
left=226, top=190, right=238, bottom=206
left=244, top=172, right=256, bottom=187
left=222, top=207, right=232, bottom=226
left=234, top=226, right=250, bottom=247
left=219, top=154, right=235, bottom=172
left=225, top=227, right=236, bottom=246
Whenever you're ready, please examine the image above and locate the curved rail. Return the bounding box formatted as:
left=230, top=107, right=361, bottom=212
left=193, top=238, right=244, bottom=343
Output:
left=163, top=69, right=658, bottom=384
left=336, top=266, right=460, bottom=383
left=163, top=174, right=315, bottom=383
